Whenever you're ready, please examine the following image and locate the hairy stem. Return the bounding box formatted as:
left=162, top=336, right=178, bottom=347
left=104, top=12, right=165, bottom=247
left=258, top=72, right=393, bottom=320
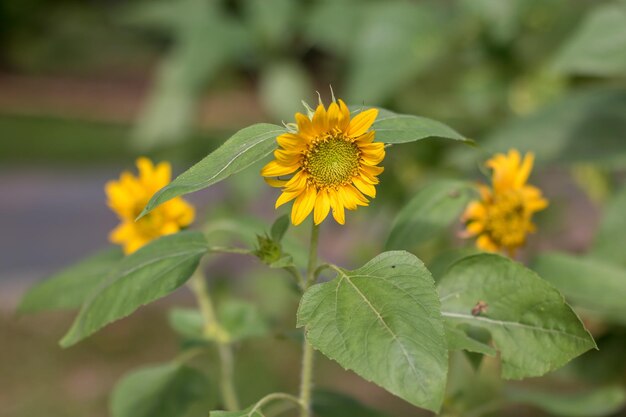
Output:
left=189, top=270, right=240, bottom=411
left=299, top=223, right=320, bottom=417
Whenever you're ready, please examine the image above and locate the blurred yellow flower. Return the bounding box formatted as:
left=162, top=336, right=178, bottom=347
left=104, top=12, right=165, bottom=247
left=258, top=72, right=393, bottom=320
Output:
left=462, top=149, right=548, bottom=256
left=106, top=157, right=195, bottom=254
left=261, top=99, right=385, bottom=226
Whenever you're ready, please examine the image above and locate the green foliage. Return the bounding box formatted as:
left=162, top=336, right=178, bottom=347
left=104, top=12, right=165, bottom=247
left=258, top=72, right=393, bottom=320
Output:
left=297, top=251, right=448, bottom=412
left=533, top=253, right=626, bottom=325
left=169, top=308, right=205, bottom=340
left=373, top=108, right=469, bottom=144
left=18, top=247, right=122, bottom=313
left=61, top=231, right=209, bottom=347
left=140, top=124, right=286, bottom=218
left=110, top=362, right=211, bottom=417
left=591, top=184, right=626, bottom=266
left=456, top=88, right=626, bottom=167
left=210, top=408, right=262, bottom=417
left=385, top=180, right=474, bottom=250
left=438, top=254, right=595, bottom=379
left=258, top=62, right=313, bottom=121
left=313, top=390, right=390, bottom=417
left=218, top=300, right=269, bottom=343
left=444, top=322, right=496, bottom=356
left=552, top=4, right=626, bottom=76
left=270, top=215, right=289, bottom=243
left=506, top=386, right=626, bottom=417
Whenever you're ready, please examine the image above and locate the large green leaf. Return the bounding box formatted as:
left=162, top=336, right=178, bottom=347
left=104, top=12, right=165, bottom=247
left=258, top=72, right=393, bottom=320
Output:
left=506, top=386, right=626, bottom=417
left=552, top=4, right=626, bottom=77
left=444, top=322, right=496, bottom=356
left=591, top=184, right=626, bottom=266
left=313, top=390, right=390, bottom=417
left=533, top=252, right=626, bottom=325
left=297, top=251, right=448, bottom=412
left=18, top=247, right=123, bottom=313
left=385, top=180, right=473, bottom=250
left=438, top=254, right=595, bottom=379
left=373, top=108, right=468, bottom=144
left=453, top=88, right=626, bottom=167
left=61, top=231, right=209, bottom=347
left=140, top=123, right=285, bottom=217
left=110, top=362, right=211, bottom=417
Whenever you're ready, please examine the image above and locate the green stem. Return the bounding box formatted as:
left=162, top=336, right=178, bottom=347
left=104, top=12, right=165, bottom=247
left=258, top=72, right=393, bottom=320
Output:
left=189, top=271, right=240, bottom=411
left=299, top=223, right=320, bottom=417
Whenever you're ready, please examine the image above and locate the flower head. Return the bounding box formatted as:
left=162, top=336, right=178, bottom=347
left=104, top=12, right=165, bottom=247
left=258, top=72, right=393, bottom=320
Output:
left=261, top=99, right=385, bottom=225
left=106, top=157, right=195, bottom=254
left=462, top=149, right=548, bottom=256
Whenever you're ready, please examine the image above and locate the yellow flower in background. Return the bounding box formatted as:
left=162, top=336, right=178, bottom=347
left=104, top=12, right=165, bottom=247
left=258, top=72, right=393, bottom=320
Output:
left=462, top=149, right=548, bottom=256
left=106, top=157, right=195, bottom=254
left=261, top=99, right=385, bottom=225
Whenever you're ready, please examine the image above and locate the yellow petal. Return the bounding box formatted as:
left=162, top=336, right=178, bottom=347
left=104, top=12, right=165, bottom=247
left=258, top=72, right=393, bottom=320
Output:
left=326, top=101, right=340, bottom=129
left=313, top=189, right=331, bottom=225
left=329, top=189, right=346, bottom=225
left=347, top=108, right=378, bottom=137
left=312, top=104, right=329, bottom=134
left=353, top=176, right=376, bottom=198
left=264, top=177, right=288, bottom=188
left=284, top=170, right=308, bottom=191
left=476, top=235, right=499, bottom=252
left=276, top=189, right=301, bottom=208
left=261, top=160, right=298, bottom=177
left=295, top=112, right=316, bottom=139
left=291, top=186, right=317, bottom=225
left=515, top=152, right=534, bottom=188
left=354, top=131, right=376, bottom=144
left=337, top=99, right=351, bottom=131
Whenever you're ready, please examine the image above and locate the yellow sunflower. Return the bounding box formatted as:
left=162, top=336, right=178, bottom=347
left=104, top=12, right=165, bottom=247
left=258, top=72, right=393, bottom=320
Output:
left=462, top=149, right=548, bottom=256
left=106, top=157, right=195, bottom=254
left=261, top=99, right=385, bottom=226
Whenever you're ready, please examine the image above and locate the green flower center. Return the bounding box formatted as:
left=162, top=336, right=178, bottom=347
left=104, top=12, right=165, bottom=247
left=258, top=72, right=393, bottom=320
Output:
left=304, top=136, right=360, bottom=187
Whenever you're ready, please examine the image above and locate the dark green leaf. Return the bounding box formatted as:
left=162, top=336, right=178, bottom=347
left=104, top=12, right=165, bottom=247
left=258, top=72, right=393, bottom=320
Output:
left=438, top=254, right=596, bottom=379
left=373, top=108, right=468, bottom=144
left=533, top=252, right=626, bottom=325
left=61, top=231, right=209, bottom=347
left=385, top=180, right=474, bottom=250
left=140, top=124, right=286, bottom=218
left=110, top=362, right=211, bottom=417
left=313, top=390, right=390, bottom=417
left=506, top=385, right=626, bottom=417
left=18, top=247, right=123, bottom=313
left=297, top=251, right=448, bottom=412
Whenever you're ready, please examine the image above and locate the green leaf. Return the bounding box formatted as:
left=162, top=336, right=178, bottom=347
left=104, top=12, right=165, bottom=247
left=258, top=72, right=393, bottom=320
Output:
left=454, top=88, right=626, bottom=167
left=210, top=408, right=262, bottom=417
left=61, top=231, right=209, bottom=347
left=373, top=108, right=469, bottom=144
left=591, top=184, right=626, bottom=266
left=218, top=299, right=269, bottom=342
left=385, top=180, right=474, bottom=250
left=18, top=247, right=123, bottom=313
left=438, top=254, right=596, bottom=379
left=444, top=322, right=496, bottom=356
left=168, top=308, right=204, bottom=340
left=506, top=386, right=626, bottom=417
left=313, top=390, right=390, bottom=417
left=533, top=252, right=626, bottom=325
left=552, top=4, right=626, bottom=77
left=140, top=123, right=286, bottom=218
left=270, top=215, right=289, bottom=243
left=428, top=248, right=482, bottom=282
left=297, top=251, right=448, bottom=412
left=110, top=362, right=211, bottom=417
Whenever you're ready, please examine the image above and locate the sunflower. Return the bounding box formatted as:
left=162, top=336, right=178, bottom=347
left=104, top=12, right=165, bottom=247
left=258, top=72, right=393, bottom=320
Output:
left=261, top=99, right=385, bottom=226
left=106, top=157, right=195, bottom=254
left=462, top=149, right=548, bottom=256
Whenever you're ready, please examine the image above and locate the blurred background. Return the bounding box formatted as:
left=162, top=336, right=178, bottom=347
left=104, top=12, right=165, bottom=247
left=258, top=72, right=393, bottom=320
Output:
left=1, top=0, right=625, bottom=416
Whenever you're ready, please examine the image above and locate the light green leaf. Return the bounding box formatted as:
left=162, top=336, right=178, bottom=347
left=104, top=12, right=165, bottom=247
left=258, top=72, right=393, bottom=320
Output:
left=218, top=299, right=269, bottom=342
left=270, top=215, right=289, bottom=243
left=297, top=251, right=448, bottom=412
left=313, top=390, right=390, bottom=417
left=444, top=322, right=496, bottom=356
left=428, top=248, right=482, bottom=282
left=533, top=252, right=626, bottom=325
left=61, top=231, right=209, bottom=347
left=18, top=247, right=123, bottom=313
left=111, top=362, right=211, bottom=417
left=373, top=108, right=468, bottom=144
left=591, top=184, right=626, bottom=266
left=168, top=308, right=204, bottom=340
left=140, top=123, right=286, bottom=218
left=385, top=180, right=474, bottom=250
left=439, top=254, right=595, bottom=379
left=552, top=4, right=626, bottom=77
left=454, top=88, right=626, bottom=167
left=506, top=385, right=626, bottom=417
